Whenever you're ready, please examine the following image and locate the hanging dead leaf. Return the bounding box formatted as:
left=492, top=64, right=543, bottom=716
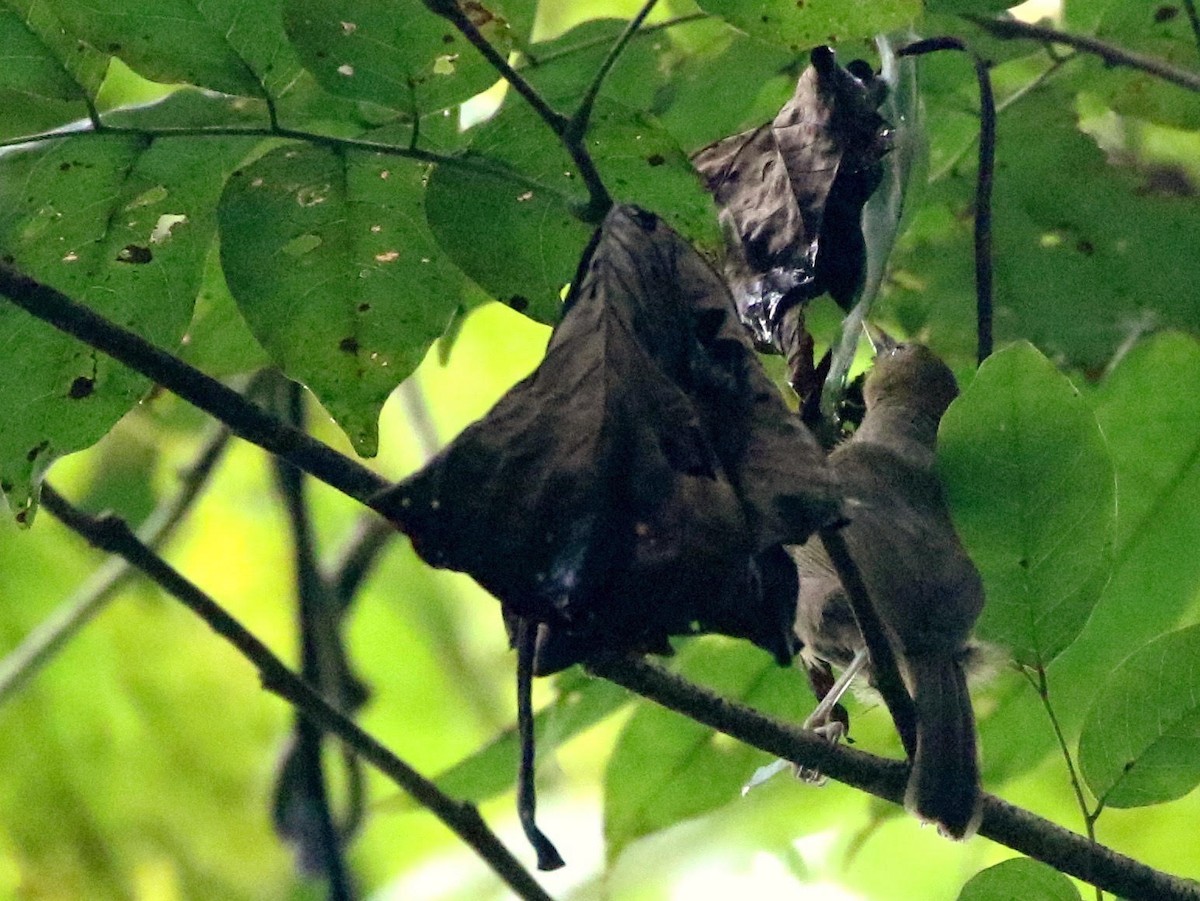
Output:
left=375, top=205, right=840, bottom=673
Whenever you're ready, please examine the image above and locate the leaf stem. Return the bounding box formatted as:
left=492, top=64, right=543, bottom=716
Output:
left=567, top=0, right=660, bottom=143
left=819, top=527, right=918, bottom=758
left=1026, top=665, right=1103, bottom=901
left=38, top=484, right=554, bottom=901
left=899, top=38, right=995, bottom=365
left=967, top=15, right=1200, bottom=94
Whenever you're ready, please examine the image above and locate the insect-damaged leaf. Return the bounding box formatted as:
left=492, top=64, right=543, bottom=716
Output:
left=376, top=205, right=840, bottom=673
left=693, top=47, right=892, bottom=389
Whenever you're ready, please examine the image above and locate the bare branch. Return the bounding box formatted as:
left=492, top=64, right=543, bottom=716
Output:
left=0, top=264, right=389, bottom=507
left=589, top=655, right=1200, bottom=901
left=39, top=484, right=554, bottom=901
left=968, top=15, right=1200, bottom=94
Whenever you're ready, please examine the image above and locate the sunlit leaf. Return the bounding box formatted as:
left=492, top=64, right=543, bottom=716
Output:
left=218, top=143, right=464, bottom=456
left=958, top=858, right=1082, bottom=900
left=938, top=341, right=1116, bottom=667
left=1079, top=625, right=1200, bottom=808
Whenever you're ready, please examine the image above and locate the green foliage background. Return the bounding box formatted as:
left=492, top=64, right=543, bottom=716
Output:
left=1, top=0, right=1199, bottom=899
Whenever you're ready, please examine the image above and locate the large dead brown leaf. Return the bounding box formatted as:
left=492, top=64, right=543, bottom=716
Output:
left=375, top=205, right=840, bottom=672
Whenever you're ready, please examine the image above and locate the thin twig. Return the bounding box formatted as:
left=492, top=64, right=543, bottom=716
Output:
left=818, top=527, right=918, bottom=758
left=0, top=265, right=389, bottom=507
left=0, top=419, right=233, bottom=705
left=421, top=0, right=611, bottom=221
left=1027, top=666, right=1098, bottom=844
left=588, top=654, right=1200, bottom=901
left=39, top=485, right=554, bottom=901
left=522, top=12, right=707, bottom=68
left=567, top=0, right=660, bottom=143
left=0, top=123, right=572, bottom=207
left=967, top=15, right=1200, bottom=93
left=899, top=38, right=995, bottom=364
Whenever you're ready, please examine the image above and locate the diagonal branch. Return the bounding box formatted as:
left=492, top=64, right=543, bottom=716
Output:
left=38, top=484, right=554, bottom=901
left=421, top=0, right=611, bottom=221
left=0, top=264, right=389, bottom=507
left=967, top=15, right=1200, bottom=94
left=588, top=655, right=1200, bottom=901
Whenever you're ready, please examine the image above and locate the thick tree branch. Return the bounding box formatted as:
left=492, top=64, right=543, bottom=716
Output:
left=0, top=265, right=389, bottom=507
left=588, top=655, right=1200, bottom=901
left=967, top=15, right=1200, bottom=94
left=38, top=485, right=554, bottom=901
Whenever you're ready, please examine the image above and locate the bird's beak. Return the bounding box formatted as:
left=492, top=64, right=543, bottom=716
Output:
left=862, top=323, right=900, bottom=355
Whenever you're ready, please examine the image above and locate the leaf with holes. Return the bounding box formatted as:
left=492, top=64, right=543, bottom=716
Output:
left=425, top=97, right=719, bottom=322
left=218, top=143, right=464, bottom=456
left=284, top=0, right=534, bottom=114
left=937, top=342, right=1116, bottom=667
left=0, top=134, right=252, bottom=523
left=1079, top=625, right=1200, bottom=808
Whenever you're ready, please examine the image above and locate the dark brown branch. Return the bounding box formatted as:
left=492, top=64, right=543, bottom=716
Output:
left=566, top=0, right=659, bottom=143
left=818, top=527, right=918, bottom=758
left=421, top=0, right=612, bottom=222
left=39, top=485, right=554, bottom=901
left=899, top=37, right=995, bottom=365
left=967, top=15, right=1200, bottom=94
left=0, top=265, right=389, bottom=507
left=588, top=655, right=1200, bottom=901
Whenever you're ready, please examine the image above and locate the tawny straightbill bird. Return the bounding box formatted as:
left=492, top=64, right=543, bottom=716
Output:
left=791, top=342, right=985, bottom=840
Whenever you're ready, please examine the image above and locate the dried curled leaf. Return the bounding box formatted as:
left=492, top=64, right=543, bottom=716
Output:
left=693, top=46, right=892, bottom=385
left=376, top=205, right=839, bottom=673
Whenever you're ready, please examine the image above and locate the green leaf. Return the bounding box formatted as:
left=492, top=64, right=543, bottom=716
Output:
left=1044, top=333, right=1200, bottom=738
left=0, top=134, right=253, bottom=523
left=938, top=341, right=1116, bottom=667
left=603, top=639, right=809, bottom=860
left=925, top=0, right=1012, bottom=14
left=179, top=242, right=270, bottom=376
left=958, top=858, right=1082, bottom=901
left=218, top=143, right=464, bottom=456
left=44, top=0, right=263, bottom=96
left=695, top=0, right=920, bottom=53
left=883, top=80, right=1200, bottom=370
left=425, top=97, right=719, bottom=322
left=0, top=2, right=108, bottom=140
left=1065, top=0, right=1200, bottom=129
left=1079, top=625, right=1200, bottom=808
left=284, top=0, right=532, bottom=114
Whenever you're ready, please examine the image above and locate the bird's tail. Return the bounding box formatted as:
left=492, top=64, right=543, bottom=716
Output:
left=904, top=653, right=982, bottom=840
